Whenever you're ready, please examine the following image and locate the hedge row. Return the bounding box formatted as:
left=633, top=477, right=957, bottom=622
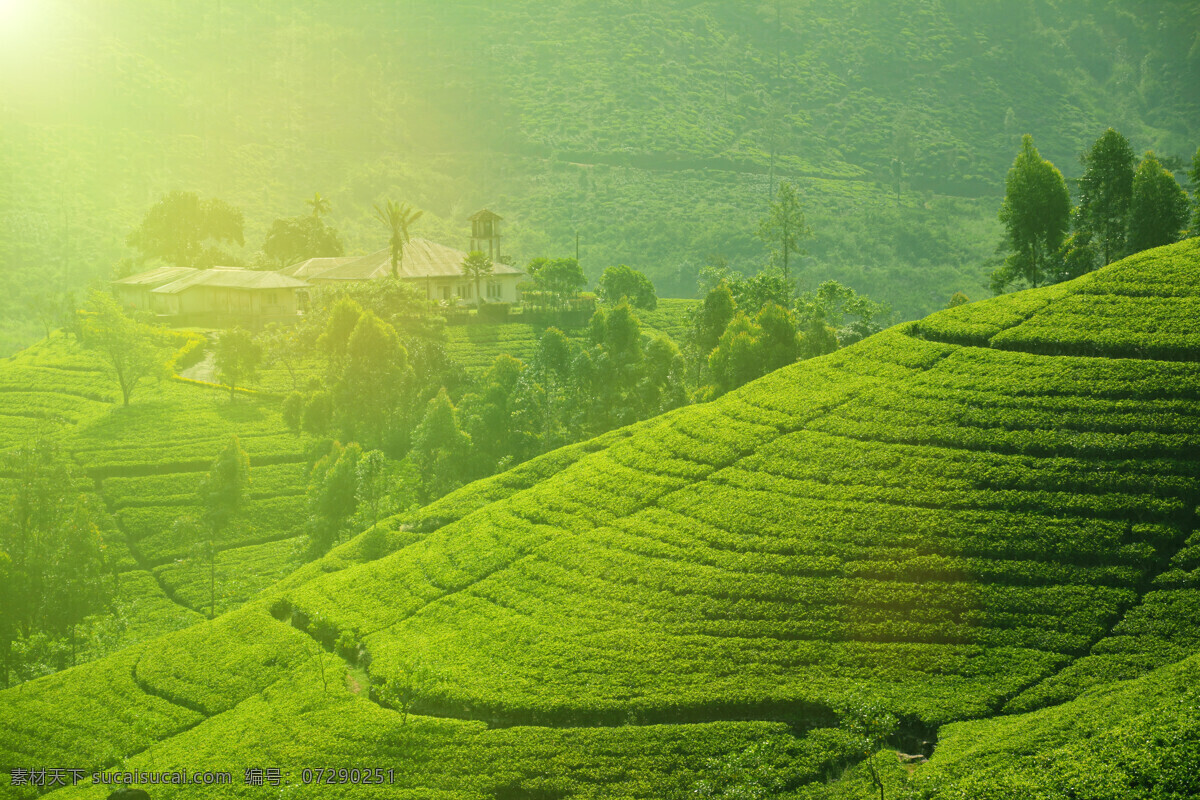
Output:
left=103, top=461, right=310, bottom=508
left=154, top=536, right=304, bottom=615
left=913, top=283, right=1074, bottom=346
left=991, top=293, right=1200, bottom=361
left=126, top=495, right=309, bottom=565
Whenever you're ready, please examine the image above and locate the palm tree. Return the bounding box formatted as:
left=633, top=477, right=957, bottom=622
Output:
left=307, top=192, right=331, bottom=218
left=373, top=200, right=423, bottom=278
left=461, top=250, right=494, bottom=306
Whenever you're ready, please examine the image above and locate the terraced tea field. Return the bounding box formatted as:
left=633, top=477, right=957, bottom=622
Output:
left=443, top=299, right=695, bottom=377
left=2, top=241, right=1199, bottom=798
left=0, top=337, right=311, bottom=661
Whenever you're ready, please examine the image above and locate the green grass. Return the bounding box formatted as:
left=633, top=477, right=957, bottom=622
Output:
left=3, top=241, right=1200, bottom=796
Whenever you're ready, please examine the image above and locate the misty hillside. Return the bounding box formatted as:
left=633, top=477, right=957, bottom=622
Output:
left=2, top=0, right=1198, bottom=351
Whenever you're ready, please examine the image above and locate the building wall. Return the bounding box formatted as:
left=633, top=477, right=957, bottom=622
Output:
left=150, top=287, right=301, bottom=327
left=422, top=274, right=523, bottom=304
left=115, top=285, right=152, bottom=311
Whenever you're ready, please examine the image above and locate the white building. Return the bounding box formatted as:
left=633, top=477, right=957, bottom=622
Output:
left=300, top=237, right=524, bottom=304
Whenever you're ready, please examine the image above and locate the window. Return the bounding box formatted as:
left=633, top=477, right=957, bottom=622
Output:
left=487, top=281, right=502, bottom=299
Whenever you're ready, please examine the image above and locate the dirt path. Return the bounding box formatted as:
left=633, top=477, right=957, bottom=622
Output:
left=179, top=349, right=216, bottom=382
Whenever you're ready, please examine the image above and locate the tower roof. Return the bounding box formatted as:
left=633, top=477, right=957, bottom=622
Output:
left=469, top=208, right=502, bottom=222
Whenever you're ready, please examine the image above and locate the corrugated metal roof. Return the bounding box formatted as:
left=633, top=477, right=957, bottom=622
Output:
left=278, top=256, right=359, bottom=278
left=151, top=268, right=311, bottom=294
left=111, top=266, right=198, bottom=287
left=309, top=238, right=522, bottom=282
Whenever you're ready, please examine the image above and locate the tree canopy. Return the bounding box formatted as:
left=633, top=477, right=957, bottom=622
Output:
left=1075, top=128, right=1136, bottom=266
left=756, top=181, right=811, bottom=283
left=526, top=257, right=587, bottom=310
left=597, top=265, right=657, bottom=310
left=411, top=389, right=472, bottom=501
left=994, top=134, right=1071, bottom=291
left=707, top=303, right=799, bottom=396
left=80, top=291, right=172, bottom=406
left=1189, top=147, right=1200, bottom=235
left=0, top=440, right=112, bottom=684
left=214, top=327, right=263, bottom=399
left=194, top=435, right=251, bottom=618
left=1128, top=152, right=1190, bottom=254
left=374, top=200, right=423, bottom=278
left=262, top=213, right=344, bottom=267
left=126, top=191, right=244, bottom=268
left=461, top=251, right=494, bottom=306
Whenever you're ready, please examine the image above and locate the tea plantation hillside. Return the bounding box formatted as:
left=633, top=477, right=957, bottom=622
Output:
left=439, top=299, right=696, bottom=378
left=0, top=336, right=312, bottom=667
left=3, top=240, right=1200, bottom=798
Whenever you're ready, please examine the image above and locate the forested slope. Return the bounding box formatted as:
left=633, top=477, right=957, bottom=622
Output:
left=2, top=239, right=1199, bottom=799
left=4, top=0, right=1198, bottom=350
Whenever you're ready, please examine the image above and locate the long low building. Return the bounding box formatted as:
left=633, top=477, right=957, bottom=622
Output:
left=113, top=266, right=310, bottom=327
left=111, top=266, right=197, bottom=312
left=112, top=231, right=525, bottom=328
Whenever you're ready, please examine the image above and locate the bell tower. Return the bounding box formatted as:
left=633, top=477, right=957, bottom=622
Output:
left=469, top=209, right=502, bottom=262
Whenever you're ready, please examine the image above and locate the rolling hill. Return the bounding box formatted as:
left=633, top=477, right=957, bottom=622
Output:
left=2, top=239, right=1199, bottom=798
left=0, top=334, right=311, bottom=672
left=4, top=1, right=1198, bottom=352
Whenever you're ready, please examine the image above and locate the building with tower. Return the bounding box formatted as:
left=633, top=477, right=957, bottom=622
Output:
left=469, top=209, right=503, bottom=262
left=111, top=209, right=524, bottom=326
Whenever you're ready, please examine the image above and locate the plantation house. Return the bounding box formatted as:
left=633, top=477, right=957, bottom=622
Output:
left=285, top=237, right=524, bottom=304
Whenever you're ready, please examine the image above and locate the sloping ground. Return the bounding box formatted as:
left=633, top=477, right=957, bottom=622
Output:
left=3, top=241, right=1200, bottom=798
left=253, top=300, right=695, bottom=390
left=442, top=300, right=695, bottom=378
left=914, top=651, right=1200, bottom=799
left=0, top=338, right=312, bottom=667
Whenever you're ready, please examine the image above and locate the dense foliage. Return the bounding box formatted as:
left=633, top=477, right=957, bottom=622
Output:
left=0, top=440, right=114, bottom=686
left=124, top=191, right=244, bottom=271
left=994, top=135, right=1071, bottom=291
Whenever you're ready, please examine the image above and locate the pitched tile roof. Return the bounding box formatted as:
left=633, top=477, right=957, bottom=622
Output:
left=111, top=266, right=198, bottom=287
left=277, top=256, right=360, bottom=278
left=309, top=238, right=522, bottom=282
left=151, top=267, right=311, bottom=294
